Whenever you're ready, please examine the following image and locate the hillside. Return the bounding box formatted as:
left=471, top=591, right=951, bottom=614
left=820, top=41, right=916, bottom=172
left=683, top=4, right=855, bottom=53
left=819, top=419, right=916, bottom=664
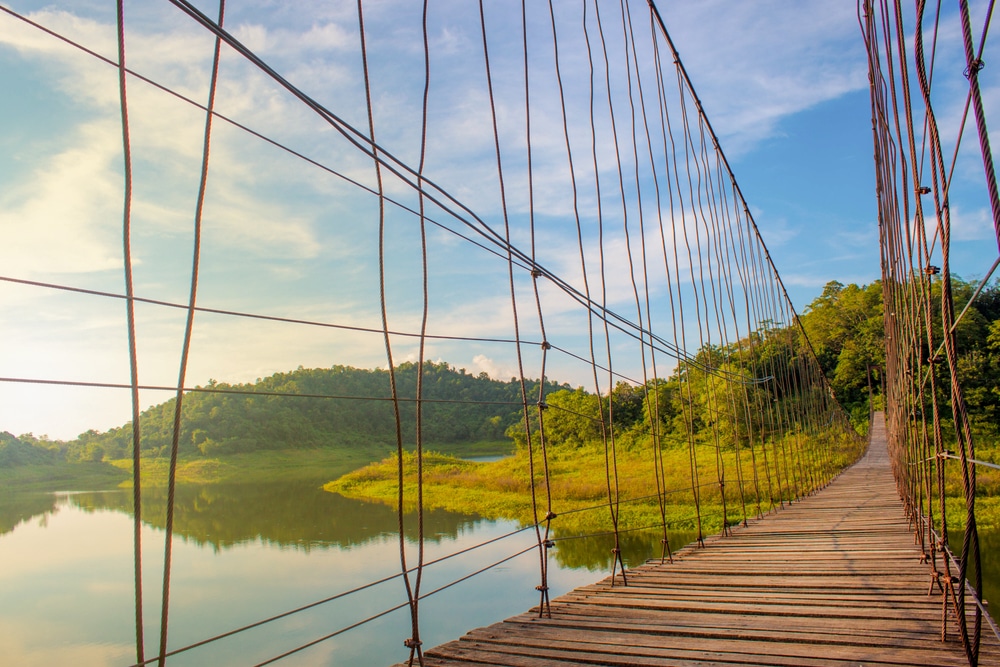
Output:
left=3, top=362, right=568, bottom=468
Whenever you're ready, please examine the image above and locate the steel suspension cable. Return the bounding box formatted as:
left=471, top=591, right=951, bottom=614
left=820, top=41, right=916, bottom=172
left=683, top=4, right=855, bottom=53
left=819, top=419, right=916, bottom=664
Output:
left=114, top=1, right=144, bottom=662
left=584, top=0, right=627, bottom=582
left=355, top=2, right=422, bottom=663
left=155, top=4, right=224, bottom=665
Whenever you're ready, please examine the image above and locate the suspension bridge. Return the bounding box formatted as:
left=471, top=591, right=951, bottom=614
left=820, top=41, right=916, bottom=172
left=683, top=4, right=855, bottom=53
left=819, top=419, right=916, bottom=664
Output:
left=1, top=0, right=999, bottom=666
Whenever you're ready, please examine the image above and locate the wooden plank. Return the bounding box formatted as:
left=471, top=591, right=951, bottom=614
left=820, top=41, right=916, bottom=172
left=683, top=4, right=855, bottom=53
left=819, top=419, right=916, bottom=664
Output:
left=391, top=413, right=1000, bottom=667
left=460, top=624, right=976, bottom=666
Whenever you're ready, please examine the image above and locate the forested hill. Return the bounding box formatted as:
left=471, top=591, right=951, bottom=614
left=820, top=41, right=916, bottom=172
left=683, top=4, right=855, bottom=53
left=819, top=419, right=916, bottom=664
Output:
left=12, top=362, right=566, bottom=464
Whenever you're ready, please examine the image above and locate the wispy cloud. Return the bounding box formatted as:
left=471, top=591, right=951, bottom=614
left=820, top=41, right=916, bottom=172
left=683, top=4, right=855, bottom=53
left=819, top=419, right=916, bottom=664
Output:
left=0, top=120, right=123, bottom=276
left=660, top=2, right=867, bottom=154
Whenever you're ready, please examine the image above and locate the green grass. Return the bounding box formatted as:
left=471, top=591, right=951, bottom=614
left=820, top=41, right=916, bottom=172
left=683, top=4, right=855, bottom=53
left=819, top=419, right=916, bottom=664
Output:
left=326, top=431, right=865, bottom=537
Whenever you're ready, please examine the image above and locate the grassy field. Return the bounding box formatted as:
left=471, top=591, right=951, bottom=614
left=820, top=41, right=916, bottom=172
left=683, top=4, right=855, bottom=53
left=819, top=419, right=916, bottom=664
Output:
left=327, top=432, right=865, bottom=537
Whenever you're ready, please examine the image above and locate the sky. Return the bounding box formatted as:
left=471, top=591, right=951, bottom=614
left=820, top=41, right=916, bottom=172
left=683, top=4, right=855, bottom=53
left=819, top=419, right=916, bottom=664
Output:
left=1, top=0, right=998, bottom=440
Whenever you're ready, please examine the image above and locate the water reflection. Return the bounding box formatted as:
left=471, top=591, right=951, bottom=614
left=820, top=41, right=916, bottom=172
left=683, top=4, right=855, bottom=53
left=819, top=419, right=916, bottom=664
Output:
left=42, top=482, right=698, bottom=571
left=67, top=483, right=483, bottom=551
left=950, top=528, right=1000, bottom=611
left=0, top=496, right=551, bottom=667
left=551, top=527, right=701, bottom=572
left=0, top=492, right=58, bottom=535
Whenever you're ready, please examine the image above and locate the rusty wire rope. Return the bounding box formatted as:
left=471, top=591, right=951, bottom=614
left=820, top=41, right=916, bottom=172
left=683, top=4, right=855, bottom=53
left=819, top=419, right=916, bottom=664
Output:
left=155, top=3, right=225, bottom=665
left=113, top=1, right=144, bottom=663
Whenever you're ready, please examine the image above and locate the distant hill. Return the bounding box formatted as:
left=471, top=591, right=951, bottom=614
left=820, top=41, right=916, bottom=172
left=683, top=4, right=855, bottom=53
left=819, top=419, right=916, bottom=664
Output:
left=4, top=362, right=568, bottom=466
left=0, top=432, right=62, bottom=467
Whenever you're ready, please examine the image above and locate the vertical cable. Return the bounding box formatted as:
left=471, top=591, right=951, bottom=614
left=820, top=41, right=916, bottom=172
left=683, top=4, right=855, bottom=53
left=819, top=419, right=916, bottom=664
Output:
left=356, top=2, right=421, bottom=663
left=156, top=4, right=225, bottom=664
left=589, top=0, right=628, bottom=583
left=115, top=1, right=144, bottom=663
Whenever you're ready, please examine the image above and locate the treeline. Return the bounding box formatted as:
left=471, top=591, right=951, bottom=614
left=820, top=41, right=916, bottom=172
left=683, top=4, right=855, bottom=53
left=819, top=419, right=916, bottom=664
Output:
left=483, top=275, right=1000, bottom=452
left=4, top=362, right=569, bottom=465
left=507, top=319, right=844, bottom=457
left=0, top=432, right=64, bottom=467
left=332, top=291, right=872, bottom=534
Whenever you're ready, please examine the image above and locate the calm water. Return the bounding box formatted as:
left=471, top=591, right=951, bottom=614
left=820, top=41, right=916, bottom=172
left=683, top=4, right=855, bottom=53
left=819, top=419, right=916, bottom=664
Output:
left=0, top=481, right=688, bottom=667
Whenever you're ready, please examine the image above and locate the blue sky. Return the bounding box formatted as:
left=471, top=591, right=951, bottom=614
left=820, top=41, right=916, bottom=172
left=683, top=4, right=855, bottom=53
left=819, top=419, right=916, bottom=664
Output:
left=1, top=0, right=997, bottom=440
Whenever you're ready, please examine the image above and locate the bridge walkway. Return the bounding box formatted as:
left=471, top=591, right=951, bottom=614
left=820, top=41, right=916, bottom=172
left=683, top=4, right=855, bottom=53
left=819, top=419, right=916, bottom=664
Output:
left=398, top=414, right=1000, bottom=666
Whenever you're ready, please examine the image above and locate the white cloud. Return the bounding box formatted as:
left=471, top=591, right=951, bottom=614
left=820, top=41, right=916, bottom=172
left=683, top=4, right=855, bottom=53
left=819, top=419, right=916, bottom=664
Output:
left=0, top=120, right=123, bottom=276
left=470, top=354, right=516, bottom=380
left=659, top=2, right=867, bottom=153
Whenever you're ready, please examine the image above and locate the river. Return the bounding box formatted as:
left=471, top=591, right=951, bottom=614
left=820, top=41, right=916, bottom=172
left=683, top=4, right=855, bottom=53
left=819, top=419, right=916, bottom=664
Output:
left=0, top=480, right=693, bottom=667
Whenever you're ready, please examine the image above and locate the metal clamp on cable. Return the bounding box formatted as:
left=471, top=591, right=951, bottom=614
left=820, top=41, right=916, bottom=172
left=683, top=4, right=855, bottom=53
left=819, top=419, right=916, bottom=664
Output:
left=545, top=511, right=557, bottom=521
left=404, top=638, right=422, bottom=649
left=964, top=58, right=986, bottom=78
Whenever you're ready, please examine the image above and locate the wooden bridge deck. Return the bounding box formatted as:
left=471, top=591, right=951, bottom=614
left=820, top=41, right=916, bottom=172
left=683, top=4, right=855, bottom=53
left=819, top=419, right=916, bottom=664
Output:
left=400, top=414, right=1000, bottom=666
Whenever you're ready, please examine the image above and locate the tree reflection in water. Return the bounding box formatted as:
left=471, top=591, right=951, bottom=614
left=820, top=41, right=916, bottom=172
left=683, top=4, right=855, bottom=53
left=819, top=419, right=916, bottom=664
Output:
left=66, top=482, right=482, bottom=551
left=2, top=482, right=700, bottom=572
left=551, top=527, right=701, bottom=572
left=0, top=492, right=59, bottom=535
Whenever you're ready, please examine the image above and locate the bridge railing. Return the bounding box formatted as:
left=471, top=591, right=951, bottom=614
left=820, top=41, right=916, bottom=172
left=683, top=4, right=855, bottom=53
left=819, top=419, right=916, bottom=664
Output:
left=861, top=1, right=1000, bottom=664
